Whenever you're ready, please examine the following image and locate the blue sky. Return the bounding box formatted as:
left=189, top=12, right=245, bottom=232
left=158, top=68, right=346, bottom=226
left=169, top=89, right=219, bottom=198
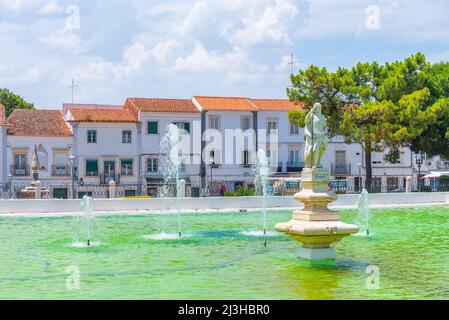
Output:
left=0, top=0, right=448, bottom=109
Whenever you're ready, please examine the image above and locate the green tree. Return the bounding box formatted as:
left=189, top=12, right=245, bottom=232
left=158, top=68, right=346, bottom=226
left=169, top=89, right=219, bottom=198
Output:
left=287, top=53, right=441, bottom=190
left=0, top=88, right=34, bottom=117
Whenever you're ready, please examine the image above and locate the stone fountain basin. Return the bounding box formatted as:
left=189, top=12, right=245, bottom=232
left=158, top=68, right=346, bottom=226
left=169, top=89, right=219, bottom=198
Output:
left=275, top=220, right=359, bottom=236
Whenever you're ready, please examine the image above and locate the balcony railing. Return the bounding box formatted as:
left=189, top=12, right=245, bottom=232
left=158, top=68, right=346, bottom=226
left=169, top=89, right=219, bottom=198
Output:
left=287, top=162, right=305, bottom=173
left=10, top=165, right=30, bottom=177
left=100, top=173, right=121, bottom=185
left=52, top=165, right=70, bottom=177
left=331, top=163, right=352, bottom=175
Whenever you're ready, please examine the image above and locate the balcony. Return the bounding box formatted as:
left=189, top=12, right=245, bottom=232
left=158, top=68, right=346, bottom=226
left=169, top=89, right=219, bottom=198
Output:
left=10, top=165, right=30, bottom=177
left=287, top=162, right=305, bottom=173
left=331, top=163, right=352, bottom=175
left=52, top=165, right=70, bottom=177
left=100, top=173, right=121, bottom=185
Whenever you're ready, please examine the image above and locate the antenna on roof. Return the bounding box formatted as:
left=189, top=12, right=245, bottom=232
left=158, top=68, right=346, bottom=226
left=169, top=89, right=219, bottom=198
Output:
left=69, top=79, right=78, bottom=104
left=288, top=53, right=299, bottom=76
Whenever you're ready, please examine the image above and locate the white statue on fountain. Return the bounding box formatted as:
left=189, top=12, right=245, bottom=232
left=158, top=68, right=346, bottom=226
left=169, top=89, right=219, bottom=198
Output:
left=304, top=103, right=328, bottom=168
left=275, top=102, right=359, bottom=261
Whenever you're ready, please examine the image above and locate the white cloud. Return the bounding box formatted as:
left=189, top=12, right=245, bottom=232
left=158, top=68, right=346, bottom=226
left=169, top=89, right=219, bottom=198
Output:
left=224, top=0, right=299, bottom=46
left=62, top=42, right=151, bottom=84
left=38, top=0, right=64, bottom=14
left=297, top=0, right=449, bottom=41
left=41, top=28, right=81, bottom=50
left=152, top=40, right=181, bottom=62
left=0, top=0, right=40, bottom=12
left=172, top=43, right=246, bottom=73
left=180, top=1, right=208, bottom=34
left=428, top=51, right=449, bottom=63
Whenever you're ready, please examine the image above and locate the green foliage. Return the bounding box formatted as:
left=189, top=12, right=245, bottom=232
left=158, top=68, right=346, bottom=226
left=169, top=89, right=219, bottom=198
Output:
left=287, top=52, right=449, bottom=188
left=224, top=186, right=256, bottom=197
left=0, top=88, right=34, bottom=117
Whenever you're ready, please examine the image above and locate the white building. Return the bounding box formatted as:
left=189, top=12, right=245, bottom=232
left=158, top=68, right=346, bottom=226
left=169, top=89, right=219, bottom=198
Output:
left=0, top=96, right=425, bottom=198
left=64, top=104, right=141, bottom=197
left=0, top=104, right=8, bottom=186
left=5, top=109, right=73, bottom=198
left=124, top=98, right=202, bottom=196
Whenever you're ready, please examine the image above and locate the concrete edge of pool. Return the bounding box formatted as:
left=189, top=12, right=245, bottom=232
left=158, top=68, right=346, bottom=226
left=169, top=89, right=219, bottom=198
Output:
left=1, top=193, right=449, bottom=217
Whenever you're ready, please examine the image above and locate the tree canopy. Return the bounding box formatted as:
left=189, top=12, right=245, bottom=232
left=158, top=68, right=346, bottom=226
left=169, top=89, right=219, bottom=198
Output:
left=287, top=53, right=449, bottom=189
left=0, top=88, right=34, bottom=117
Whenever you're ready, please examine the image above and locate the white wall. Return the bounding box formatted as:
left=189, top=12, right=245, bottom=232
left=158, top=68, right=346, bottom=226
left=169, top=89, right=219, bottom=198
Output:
left=0, top=126, right=6, bottom=184
left=6, top=136, right=73, bottom=183
left=139, top=112, right=202, bottom=184
left=73, top=123, right=138, bottom=184
left=204, top=110, right=255, bottom=180
left=0, top=193, right=447, bottom=215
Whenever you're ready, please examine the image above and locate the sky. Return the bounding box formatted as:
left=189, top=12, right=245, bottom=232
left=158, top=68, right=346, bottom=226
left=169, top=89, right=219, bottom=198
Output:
left=0, top=0, right=448, bottom=109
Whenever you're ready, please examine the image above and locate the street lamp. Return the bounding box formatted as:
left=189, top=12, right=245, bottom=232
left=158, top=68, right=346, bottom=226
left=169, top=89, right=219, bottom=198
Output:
left=357, top=163, right=362, bottom=193
left=209, top=158, right=214, bottom=196
left=416, top=153, right=423, bottom=192
left=69, top=155, right=76, bottom=199
left=8, top=174, right=12, bottom=199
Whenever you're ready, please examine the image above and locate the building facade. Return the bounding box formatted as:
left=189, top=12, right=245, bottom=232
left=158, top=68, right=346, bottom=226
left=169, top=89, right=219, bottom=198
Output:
left=0, top=97, right=424, bottom=199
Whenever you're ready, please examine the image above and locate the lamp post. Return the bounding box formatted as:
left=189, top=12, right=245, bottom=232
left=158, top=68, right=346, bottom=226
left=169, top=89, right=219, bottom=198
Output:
left=416, top=153, right=423, bottom=192
left=209, top=158, right=214, bottom=196
left=357, top=163, right=362, bottom=193
left=8, top=174, right=12, bottom=199
left=69, top=155, right=76, bottom=199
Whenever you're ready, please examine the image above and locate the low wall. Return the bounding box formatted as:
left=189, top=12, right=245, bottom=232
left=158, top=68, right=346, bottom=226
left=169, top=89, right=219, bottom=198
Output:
left=0, top=193, right=449, bottom=215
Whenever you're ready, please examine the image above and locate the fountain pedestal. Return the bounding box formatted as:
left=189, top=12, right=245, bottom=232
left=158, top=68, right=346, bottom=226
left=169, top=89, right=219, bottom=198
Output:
left=276, top=168, right=359, bottom=260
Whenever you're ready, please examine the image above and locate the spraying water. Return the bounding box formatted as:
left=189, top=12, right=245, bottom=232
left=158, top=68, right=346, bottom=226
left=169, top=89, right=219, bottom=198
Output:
left=255, top=150, right=270, bottom=246
left=158, top=124, right=183, bottom=238
left=69, top=195, right=101, bottom=248
left=356, top=189, right=371, bottom=236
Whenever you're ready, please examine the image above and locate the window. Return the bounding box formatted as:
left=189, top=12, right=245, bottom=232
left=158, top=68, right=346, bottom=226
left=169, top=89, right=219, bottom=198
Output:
left=87, top=130, right=97, bottom=143
left=290, top=121, right=299, bottom=135
left=267, top=120, right=278, bottom=135
left=54, top=154, right=68, bottom=176
left=335, top=150, right=347, bottom=166
left=122, top=130, right=132, bottom=144
left=86, top=160, right=99, bottom=176
left=125, top=190, right=136, bottom=197
left=121, top=159, right=133, bottom=176
left=14, top=154, right=27, bottom=175
left=209, top=116, right=220, bottom=130
left=289, top=149, right=300, bottom=164
left=241, top=116, right=251, bottom=131
left=173, top=122, right=191, bottom=133
left=267, top=149, right=278, bottom=166
left=210, top=150, right=221, bottom=165
left=147, top=158, right=158, bottom=173
left=148, top=121, right=158, bottom=135
left=180, top=161, right=186, bottom=173
left=243, top=151, right=252, bottom=166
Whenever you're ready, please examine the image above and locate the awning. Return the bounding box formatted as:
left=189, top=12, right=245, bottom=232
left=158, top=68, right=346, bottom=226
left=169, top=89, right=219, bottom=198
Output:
left=422, top=172, right=449, bottom=179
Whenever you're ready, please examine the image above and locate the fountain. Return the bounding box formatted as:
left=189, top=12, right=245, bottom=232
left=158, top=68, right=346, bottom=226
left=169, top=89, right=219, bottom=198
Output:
left=147, top=124, right=183, bottom=239
left=276, top=103, right=359, bottom=260
left=20, top=145, right=49, bottom=199
left=356, top=189, right=371, bottom=236
left=70, top=195, right=100, bottom=248
left=241, top=150, right=271, bottom=244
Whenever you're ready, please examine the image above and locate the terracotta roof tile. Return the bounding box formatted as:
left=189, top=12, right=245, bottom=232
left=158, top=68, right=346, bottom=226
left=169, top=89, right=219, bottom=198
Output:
left=251, top=99, right=304, bottom=111
left=8, top=109, right=72, bottom=137
left=62, top=103, right=123, bottom=115
left=125, top=98, right=200, bottom=113
left=68, top=108, right=140, bottom=123
left=194, top=96, right=258, bottom=111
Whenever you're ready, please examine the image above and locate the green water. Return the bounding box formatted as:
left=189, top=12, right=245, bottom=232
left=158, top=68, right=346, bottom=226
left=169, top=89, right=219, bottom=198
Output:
left=0, top=207, right=448, bottom=300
